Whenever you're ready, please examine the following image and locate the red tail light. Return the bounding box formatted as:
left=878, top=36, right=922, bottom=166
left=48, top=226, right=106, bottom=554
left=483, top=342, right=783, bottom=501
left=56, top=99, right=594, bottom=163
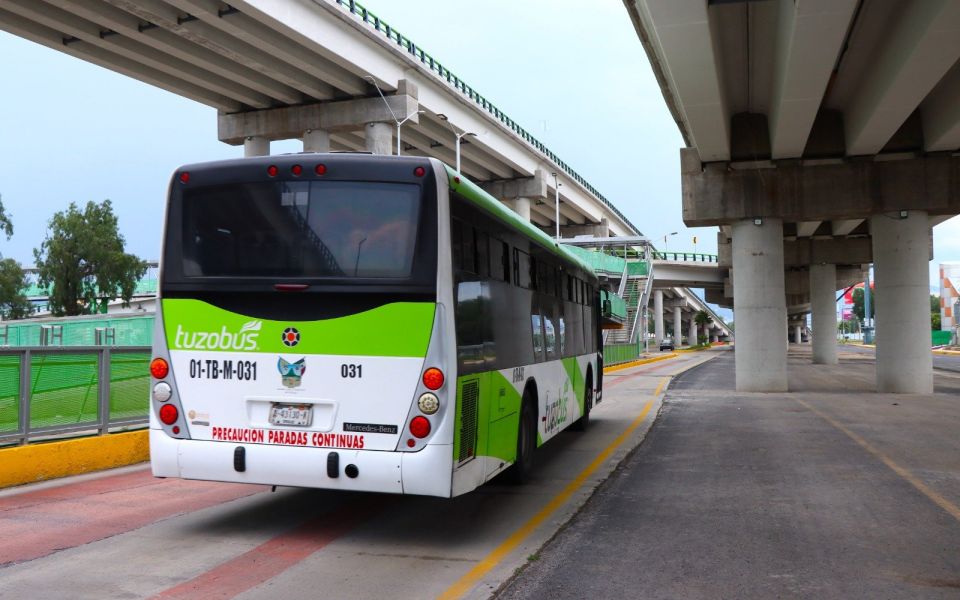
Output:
left=150, top=358, right=169, bottom=379
left=179, top=172, right=190, bottom=184
left=291, top=164, right=302, bottom=176
left=409, top=416, right=431, bottom=438
left=267, top=165, right=278, bottom=177
left=159, top=404, right=178, bottom=425
left=422, top=368, right=444, bottom=390
left=315, top=164, right=327, bottom=175
left=414, top=166, right=426, bottom=177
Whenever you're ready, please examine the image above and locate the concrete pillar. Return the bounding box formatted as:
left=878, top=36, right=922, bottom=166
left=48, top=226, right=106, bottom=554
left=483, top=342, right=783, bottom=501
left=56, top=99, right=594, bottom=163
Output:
left=365, top=122, right=393, bottom=155
left=303, top=129, right=330, bottom=153
left=794, top=324, right=803, bottom=345
left=244, top=136, right=270, bottom=157
left=688, top=319, right=698, bottom=347
left=673, top=307, right=682, bottom=344
left=870, top=211, right=933, bottom=393
left=731, top=218, right=788, bottom=392
left=510, top=197, right=532, bottom=222
left=810, top=264, right=838, bottom=364
left=654, top=290, right=664, bottom=344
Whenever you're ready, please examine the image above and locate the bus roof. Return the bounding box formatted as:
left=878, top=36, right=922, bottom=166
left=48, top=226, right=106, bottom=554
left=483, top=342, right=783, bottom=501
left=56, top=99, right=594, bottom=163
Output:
left=443, top=164, right=598, bottom=281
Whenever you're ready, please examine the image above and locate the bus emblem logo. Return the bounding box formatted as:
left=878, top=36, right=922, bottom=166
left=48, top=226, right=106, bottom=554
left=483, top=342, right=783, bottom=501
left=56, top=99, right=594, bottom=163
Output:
left=282, top=327, right=300, bottom=347
left=278, top=357, right=306, bottom=388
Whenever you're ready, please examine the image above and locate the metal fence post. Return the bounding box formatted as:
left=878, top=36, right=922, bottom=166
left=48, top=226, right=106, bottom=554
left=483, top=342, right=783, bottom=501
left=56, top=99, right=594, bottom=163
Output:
left=98, top=348, right=111, bottom=435
left=18, top=349, right=31, bottom=446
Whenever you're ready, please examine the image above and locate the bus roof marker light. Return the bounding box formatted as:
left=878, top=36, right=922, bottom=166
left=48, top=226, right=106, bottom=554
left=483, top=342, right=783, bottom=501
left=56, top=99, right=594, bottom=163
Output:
left=410, top=416, right=431, bottom=438
left=267, top=165, right=278, bottom=177
left=453, top=176, right=461, bottom=184
left=422, top=368, right=444, bottom=390
left=414, top=166, right=425, bottom=177
left=315, top=164, right=327, bottom=175
left=150, top=358, right=169, bottom=379
left=291, top=164, right=303, bottom=176
left=179, top=172, right=190, bottom=184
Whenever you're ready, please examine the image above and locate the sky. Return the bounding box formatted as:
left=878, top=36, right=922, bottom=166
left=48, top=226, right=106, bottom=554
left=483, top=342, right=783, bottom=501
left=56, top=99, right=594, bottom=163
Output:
left=0, top=0, right=957, bottom=297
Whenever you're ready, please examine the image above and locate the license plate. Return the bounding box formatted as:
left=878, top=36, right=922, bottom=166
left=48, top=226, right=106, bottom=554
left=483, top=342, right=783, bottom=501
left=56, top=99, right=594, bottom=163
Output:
left=269, top=403, right=313, bottom=427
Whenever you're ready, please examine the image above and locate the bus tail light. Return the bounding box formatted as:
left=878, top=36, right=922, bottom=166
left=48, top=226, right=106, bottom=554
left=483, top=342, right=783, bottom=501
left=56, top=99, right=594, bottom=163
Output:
left=179, top=172, right=190, bottom=184
left=267, top=165, right=278, bottom=177
left=414, top=166, right=425, bottom=177
left=159, top=404, right=179, bottom=425
left=291, top=164, right=303, bottom=176
left=417, top=393, right=439, bottom=415
left=150, top=358, right=169, bottom=379
left=409, top=416, right=431, bottom=438
left=422, top=368, right=444, bottom=390
left=152, top=382, right=172, bottom=402
left=315, top=164, right=327, bottom=175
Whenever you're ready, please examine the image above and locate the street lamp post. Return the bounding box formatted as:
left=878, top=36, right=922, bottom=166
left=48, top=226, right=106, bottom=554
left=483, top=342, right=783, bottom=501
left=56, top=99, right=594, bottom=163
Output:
left=436, top=114, right=477, bottom=173
left=365, top=76, right=424, bottom=156
left=551, top=172, right=562, bottom=242
left=661, top=231, right=678, bottom=255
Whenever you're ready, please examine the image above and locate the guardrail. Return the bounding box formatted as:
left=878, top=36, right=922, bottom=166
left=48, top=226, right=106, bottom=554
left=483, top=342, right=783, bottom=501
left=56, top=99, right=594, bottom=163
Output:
left=603, top=342, right=642, bottom=366
left=332, top=0, right=639, bottom=234
left=651, top=252, right=718, bottom=262
left=0, top=346, right=150, bottom=446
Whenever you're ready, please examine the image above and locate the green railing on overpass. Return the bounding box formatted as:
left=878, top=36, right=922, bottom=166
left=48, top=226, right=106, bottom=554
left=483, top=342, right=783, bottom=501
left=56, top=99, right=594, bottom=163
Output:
left=0, top=347, right=150, bottom=446
left=334, top=0, right=639, bottom=235
left=24, top=278, right=158, bottom=299
left=652, top=252, right=718, bottom=262
left=1, top=315, right=153, bottom=347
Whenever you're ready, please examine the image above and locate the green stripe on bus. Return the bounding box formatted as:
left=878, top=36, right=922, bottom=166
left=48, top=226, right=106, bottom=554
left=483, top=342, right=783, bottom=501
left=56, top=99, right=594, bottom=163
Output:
left=162, top=299, right=435, bottom=357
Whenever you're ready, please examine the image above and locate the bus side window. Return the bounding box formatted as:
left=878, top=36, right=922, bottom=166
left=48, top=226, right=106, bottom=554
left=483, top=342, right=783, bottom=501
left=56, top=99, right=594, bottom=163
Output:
left=531, top=313, right=545, bottom=362
left=489, top=238, right=506, bottom=282
left=516, top=250, right=533, bottom=289
left=451, top=219, right=463, bottom=272
left=476, top=231, right=489, bottom=279
left=461, top=223, right=476, bottom=274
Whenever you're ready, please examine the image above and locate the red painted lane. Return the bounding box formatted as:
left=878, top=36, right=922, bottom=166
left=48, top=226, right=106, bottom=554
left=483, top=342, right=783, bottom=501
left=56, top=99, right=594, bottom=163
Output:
left=0, top=469, right=266, bottom=566
left=151, top=496, right=383, bottom=600
left=605, top=357, right=679, bottom=388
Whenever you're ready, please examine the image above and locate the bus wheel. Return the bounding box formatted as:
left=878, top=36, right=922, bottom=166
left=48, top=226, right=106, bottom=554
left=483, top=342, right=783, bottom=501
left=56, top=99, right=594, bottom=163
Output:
left=507, top=395, right=537, bottom=484
left=572, top=373, right=592, bottom=432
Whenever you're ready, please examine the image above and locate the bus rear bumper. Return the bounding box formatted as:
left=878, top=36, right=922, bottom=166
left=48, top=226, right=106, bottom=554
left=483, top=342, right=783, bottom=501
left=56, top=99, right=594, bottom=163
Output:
left=150, top=429, right=452, bottom=497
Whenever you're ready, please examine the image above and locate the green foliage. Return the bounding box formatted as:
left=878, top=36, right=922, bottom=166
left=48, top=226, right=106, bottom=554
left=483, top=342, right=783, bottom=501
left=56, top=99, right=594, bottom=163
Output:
left=0, top=194, right=12, bottom=241
left=852, top=286, right=875, bottom=321
left=0, top=258, right=31, bottom=320
left=930, top=294, right=940, bottom=313
left=694, top=310, right=711, bottom=328
left=33, top=200, right=147, bottom=317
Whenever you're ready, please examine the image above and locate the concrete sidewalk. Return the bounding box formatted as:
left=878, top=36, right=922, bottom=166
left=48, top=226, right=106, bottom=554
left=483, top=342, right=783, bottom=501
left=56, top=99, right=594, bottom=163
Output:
left=497, top=347, right=960, bottom=599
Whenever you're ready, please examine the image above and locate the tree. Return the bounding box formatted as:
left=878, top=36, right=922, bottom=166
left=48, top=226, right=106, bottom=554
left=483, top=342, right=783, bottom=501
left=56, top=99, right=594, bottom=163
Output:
left=0, top=194, right=12, bottom=241
left=931, top=294, right=941, bottom=330
left=0, top=258, right=31, bottom=320
left=852, top=286, right=875, bottom=321
left=33, top=200, right=147, bottom=316
left=694, top=310, right=711, bottom=328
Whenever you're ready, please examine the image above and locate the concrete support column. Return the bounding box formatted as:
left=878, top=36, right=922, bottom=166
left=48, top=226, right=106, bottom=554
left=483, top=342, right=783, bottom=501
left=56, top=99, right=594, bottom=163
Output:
left=870, top=211, right=933, bottom=393
left=510, top=197, right=532, bottom=222
left=365, top=122, right=393, bottom=155
left=303, top=129, right=330, bottom=153
left=794, top=324, right=803, bottom=345
left=654, top=290, right=664, bottom=344
left=688, top=319, right=698, bottom=347
left=244, top=136, right=270, bottom=157
left=673, top=307, right=682, bottom=345
left=810, top=264, right=838, bottom=364
left=731, top=218, right=788, bottom=392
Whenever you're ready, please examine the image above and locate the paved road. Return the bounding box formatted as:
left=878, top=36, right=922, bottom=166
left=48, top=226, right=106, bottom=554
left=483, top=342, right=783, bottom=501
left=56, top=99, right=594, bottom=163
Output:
left=497, top=348, right=960, bottom=599
left=0, top=350, right=721, bottom=600
left=839, top=342, right=960, bottom=374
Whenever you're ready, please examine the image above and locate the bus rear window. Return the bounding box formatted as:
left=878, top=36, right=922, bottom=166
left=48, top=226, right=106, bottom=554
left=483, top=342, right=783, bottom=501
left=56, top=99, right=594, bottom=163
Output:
left=180, top=180, right=421, bottom=279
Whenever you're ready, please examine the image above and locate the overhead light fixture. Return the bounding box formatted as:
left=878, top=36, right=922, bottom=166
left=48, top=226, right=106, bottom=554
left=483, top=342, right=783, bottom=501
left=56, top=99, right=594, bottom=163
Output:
left=753, top=218, right=763, bottom=226
left=898, top=210, right=908, bottom=219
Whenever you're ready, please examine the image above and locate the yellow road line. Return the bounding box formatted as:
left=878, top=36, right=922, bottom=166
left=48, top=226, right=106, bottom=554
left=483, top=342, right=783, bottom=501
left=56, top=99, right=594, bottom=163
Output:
left=795, top=398, right=960, bottom=523
left=437, top=377, right=668, bottom=600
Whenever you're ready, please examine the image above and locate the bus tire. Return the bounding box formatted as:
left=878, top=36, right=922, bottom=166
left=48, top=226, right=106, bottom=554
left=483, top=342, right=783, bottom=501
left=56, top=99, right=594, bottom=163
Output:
left=507, top=394, right=537, bottom=484
left=571, top=371, right=592, bottom=432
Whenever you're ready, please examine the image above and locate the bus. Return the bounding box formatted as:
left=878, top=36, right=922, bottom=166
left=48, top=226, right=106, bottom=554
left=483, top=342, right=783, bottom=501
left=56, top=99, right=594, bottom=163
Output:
left=149, top=153, right=602, bottom=497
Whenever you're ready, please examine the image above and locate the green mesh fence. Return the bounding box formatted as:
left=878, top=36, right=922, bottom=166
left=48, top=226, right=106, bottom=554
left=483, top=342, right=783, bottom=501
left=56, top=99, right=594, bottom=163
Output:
left=30, top=354, right=100, bottom=428
left=1, top=315, right=154, bottom=347
left=0, top=350, right=150, bottom=437
left=109, top=353, right=150, bottom=421
left=0, top=355, right=20, bottom=433
left=604, top=342, right=642, bottom=366
left=933, top=330, right=953, bottom=346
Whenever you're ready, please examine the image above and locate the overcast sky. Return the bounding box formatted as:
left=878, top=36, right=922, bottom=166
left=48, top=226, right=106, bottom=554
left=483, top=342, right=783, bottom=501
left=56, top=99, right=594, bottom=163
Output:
left=0, top=0, right=956, bottom=295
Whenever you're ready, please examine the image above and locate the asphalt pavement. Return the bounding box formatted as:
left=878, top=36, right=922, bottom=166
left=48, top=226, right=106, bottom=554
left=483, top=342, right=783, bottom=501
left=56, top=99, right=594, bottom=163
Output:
left=496, top=347, right=960, bottom=599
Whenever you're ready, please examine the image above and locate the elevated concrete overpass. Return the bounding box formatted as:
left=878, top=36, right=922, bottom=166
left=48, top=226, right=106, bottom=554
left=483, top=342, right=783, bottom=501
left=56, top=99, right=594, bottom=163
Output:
left=625, top=0, right=960, bottom=393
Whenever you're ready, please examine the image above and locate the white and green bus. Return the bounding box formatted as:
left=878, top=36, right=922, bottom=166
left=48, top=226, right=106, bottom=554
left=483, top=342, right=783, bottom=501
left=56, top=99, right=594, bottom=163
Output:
left=149, top=154, right=602, bottom=497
